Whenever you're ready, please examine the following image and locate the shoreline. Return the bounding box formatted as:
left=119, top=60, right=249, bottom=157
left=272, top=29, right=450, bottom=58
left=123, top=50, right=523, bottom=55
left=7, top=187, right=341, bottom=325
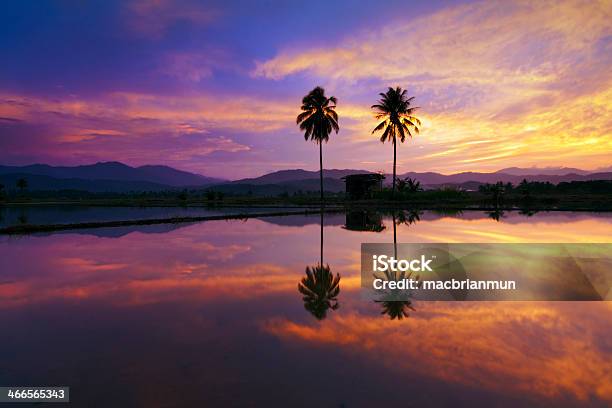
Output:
left=1, top=205, right=611, bottom=235
left=0, top=208, right=345, bottom=235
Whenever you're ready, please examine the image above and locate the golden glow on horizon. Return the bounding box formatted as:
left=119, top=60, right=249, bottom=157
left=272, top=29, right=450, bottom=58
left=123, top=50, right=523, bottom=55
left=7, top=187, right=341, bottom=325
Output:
left=253, top=0, right=612, bottom=173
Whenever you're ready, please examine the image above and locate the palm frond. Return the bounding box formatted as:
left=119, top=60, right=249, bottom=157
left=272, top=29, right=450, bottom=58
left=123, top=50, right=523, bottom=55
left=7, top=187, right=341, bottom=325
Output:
left=298, top=264, right=341, bottom=320
left=372, top=120, right=386, bottom=134
left=397, top=121, right=406, bottom=143
left=371, top=87, right=422, bottom=145
left=296, top=87, right=339, bottom=144
left=296, top=110, right=313, bottom=124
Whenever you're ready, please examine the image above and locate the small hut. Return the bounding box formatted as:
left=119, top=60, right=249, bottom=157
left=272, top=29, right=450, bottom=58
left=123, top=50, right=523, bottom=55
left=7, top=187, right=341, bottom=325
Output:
left=342, top=173, right=385, bottom=200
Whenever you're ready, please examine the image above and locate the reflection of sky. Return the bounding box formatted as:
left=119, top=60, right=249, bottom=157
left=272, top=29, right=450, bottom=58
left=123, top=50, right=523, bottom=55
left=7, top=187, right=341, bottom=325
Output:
left=1, top=212, right=611, bottom=405
left=1, top=0, right=610, bottom=178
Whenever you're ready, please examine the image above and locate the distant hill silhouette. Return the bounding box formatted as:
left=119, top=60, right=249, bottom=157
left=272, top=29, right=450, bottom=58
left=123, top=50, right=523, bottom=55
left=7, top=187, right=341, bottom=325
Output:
left=1, top=162, right=610, bottom=194
left=233, top=169, right=371, bottom=185
left=213, top=177, right=346, bottom=195
left=230, top=167, right=612, bottom=192
left=494, top=166, right=591, bottom=176
left=398, top=171, right=612, bottom=187
left=0, top=162, right=224, bottom=187
left=0, top=173, right=176, bottom=192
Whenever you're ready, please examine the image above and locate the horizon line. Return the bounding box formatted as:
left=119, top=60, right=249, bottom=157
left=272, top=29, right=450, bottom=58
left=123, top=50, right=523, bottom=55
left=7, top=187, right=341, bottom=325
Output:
left=1, top=160, right=611, bottom=182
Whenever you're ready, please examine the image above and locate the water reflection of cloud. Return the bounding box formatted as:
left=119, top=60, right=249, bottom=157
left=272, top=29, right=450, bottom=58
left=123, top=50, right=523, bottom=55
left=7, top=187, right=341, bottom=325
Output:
left=263, top=302, right=612, bottom=404
left=1, top=214, right=612, bottom=405
left=2, top=214, right=612, bottom=308
left=0, top=262, right=303, bottom=308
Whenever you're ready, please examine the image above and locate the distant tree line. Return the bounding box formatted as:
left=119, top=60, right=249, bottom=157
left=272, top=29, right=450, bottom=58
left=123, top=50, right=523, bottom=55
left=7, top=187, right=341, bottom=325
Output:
left=479, top=179, right=612, bottom=196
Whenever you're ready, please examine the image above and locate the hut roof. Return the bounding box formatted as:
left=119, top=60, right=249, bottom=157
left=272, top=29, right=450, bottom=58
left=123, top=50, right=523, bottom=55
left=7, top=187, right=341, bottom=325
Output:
left=341, top=173, right=385, bottom=182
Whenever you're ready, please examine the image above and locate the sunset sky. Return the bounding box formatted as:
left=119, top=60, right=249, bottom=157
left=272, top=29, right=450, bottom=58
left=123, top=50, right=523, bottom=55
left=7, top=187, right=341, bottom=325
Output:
left=1, top=0, right=610, bottom=179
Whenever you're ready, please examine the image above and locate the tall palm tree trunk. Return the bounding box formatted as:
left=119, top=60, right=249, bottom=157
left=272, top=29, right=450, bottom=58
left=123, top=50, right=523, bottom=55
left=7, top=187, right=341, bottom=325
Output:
left=320, top=208, right=324, bottom=266
left=319, top=141, right=324, bottom=205
left=392, top=138, right=397, bottom=199
left=392, top=212, right=397, bottom=259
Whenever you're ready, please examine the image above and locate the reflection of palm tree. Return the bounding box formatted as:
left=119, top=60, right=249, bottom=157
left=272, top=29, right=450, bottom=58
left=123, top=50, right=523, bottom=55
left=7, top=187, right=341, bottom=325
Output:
left=298, top=264, right=340, bottom=320
left=377, top=299, right=415, bottom=320
left=371, top=87, right=421, bottom=198
left=487, top=208, right=504, bottom=222
left=296, top=87, right=339, bottom=204
left=298, top=209, right=341, bottom=320
left=518, top=208, right=537, bottom=217
left=392, top=212, right=398, bottom=257
left=432, top=208, right=463, bottom=217
left=395, top=210, right=422, bottom=226
left=344, top=210, right=385, bottom=232
left=376, top=210, right=418, bottom=320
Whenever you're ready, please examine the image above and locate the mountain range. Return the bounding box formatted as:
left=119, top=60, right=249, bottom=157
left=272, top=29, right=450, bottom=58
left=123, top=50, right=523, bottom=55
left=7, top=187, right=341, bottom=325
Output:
left=0, top=162, right=611, bottom=194
left=227, top=168, right=612, bottom=193
left=0, top=162, right=224, bottom=186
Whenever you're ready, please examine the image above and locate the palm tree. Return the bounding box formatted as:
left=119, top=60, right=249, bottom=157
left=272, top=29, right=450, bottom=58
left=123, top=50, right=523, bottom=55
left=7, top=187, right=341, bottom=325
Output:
left=16, top=178, right=27, bottom=196
left=481, top=181, right=506, bottom=207
left=406, top=178, right=422, bottom=193
left=396, top=177, right=422, bottom=194
left=371, top=87, right=421, bottom=198
left=296, top=86, right=339, bottom=204
left=518, top=178, right=531, bottom=200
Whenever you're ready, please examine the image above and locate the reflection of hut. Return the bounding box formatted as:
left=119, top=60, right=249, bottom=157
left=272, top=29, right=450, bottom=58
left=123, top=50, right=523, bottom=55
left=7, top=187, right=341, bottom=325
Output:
left=342, top=174, right=385, bottom=200
left=344, top=210, right=385, bottom=232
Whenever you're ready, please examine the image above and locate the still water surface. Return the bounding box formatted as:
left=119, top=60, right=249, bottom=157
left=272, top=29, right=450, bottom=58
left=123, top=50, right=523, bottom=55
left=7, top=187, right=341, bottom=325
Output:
left=0, top=210, right=611, bottom=407
left=0, top=205, right=305, bottom=228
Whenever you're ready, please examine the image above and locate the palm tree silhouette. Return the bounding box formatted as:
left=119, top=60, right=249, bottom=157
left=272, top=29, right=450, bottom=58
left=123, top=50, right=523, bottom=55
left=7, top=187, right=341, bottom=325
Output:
left=375, top=210, right=418, bottom=320
left=296, top=87, right=339, bottom=204
left=17, top=209, right=28, bottom=224
left=378, top=299, right=415, bottom=320
left=298, top=210, right=341, bottom=320
left=407, top=178, right=422, bottom=193
left=371, top=87, right=421, bottom=198
left=487, top=208, right=505, bottom=222
left=16, top=178, right=28, bottom=195
left=298, top=264, right=340, bottom=320
left=480, top=182, right=506, bottom=208
left=396, top=177, right=422, bottom=194
left=395, top=209, right=422, bottom=226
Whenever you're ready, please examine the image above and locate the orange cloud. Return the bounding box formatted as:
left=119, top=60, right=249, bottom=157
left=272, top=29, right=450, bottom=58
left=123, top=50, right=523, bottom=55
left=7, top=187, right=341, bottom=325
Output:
left=253, top=0, right=612, bottom=173
left=255, top=0, right=609, bottom=88
left=0, top=91, right=295, bottom=134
